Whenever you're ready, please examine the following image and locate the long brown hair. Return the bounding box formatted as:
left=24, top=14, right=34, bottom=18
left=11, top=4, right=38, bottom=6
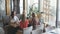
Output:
left=21, top=10, right=26, bottom=22
left=21, top=14, right=25, bottom=22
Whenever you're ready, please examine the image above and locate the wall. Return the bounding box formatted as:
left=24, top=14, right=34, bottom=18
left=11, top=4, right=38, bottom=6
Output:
left=0, top=0, right=6, bottom=17
left=0, top=0, right=5, bottom=27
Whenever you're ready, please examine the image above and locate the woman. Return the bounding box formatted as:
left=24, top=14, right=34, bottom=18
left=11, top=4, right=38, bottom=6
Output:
left=11, top=11, right=19, bottom=23
left=31, top=13, right=39, bottom=30
left=19, top=14, right=29, bottom=30
left=7, top=11, right=19, bottom=34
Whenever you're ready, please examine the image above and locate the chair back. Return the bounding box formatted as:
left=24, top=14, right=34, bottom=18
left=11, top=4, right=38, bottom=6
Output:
left=3, top=16, right=10, bottom=26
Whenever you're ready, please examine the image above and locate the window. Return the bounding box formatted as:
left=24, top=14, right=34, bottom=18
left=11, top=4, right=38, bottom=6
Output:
left=20, top=0, right=23, bottom=14
left=27, top=0, right=39, bottom=17
left=0, top=0, right=5, bottom=16
left=11, top=0, right=20, bottom=14
left=48, top=0, right=57, bottom=26
left=40, top=0, right=57, bottom=26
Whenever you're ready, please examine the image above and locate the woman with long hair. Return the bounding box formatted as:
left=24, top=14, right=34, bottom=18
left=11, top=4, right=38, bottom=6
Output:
left=19, top=11, right=29, bottom=30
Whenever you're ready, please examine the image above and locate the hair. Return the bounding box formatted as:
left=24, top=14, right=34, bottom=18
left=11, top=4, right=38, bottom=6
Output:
left=32, top=13, right=35, bottom=17
left=27, top=17, right=29, bottom=19
left=21, top=14, right=25, bottom=22
left=11, top=11, right=14, bottom=18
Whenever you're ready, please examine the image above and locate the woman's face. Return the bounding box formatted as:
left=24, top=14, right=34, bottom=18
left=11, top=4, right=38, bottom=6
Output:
left=32, top=13, right=35, bottom=17
left=14, top=11, right=16, bottom=16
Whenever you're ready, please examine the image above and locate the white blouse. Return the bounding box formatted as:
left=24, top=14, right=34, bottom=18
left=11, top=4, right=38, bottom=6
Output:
left=13, top=16, right=19, bottom=22
left=11, top=16, right=19, bottom=23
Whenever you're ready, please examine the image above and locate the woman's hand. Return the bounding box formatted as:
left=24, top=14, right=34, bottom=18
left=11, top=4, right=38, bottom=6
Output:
left=10, top=22, right=19, bottom=28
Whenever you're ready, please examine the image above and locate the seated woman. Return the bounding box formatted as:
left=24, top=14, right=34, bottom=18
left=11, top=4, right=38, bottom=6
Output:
left=7, top=11, right=20, bottom=34
left=31, top=13, right=40, bottom=30
left=10, top=11, right=20, bottom=27
left=19, top=14, right=29, bottom=30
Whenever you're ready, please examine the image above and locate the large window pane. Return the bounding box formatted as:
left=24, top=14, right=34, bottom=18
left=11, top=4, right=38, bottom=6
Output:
left=40, top=0, right=57, bottom=26
left=0, top=0, right=5, bottom=16
left=20, top=0, right=23, bottom=14
left=48, top=0, right=57, bottom=26
left=27, top=0, right=38, bottom=17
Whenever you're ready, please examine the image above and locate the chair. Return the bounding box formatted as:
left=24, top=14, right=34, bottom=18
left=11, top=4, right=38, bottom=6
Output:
left=2, top=16, right=10, bottom=34
left=23, top=26, right=33, bottom=34
left=3, top=16, right=10, bottom=26
left=32, top=29, right=42, bottom=34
